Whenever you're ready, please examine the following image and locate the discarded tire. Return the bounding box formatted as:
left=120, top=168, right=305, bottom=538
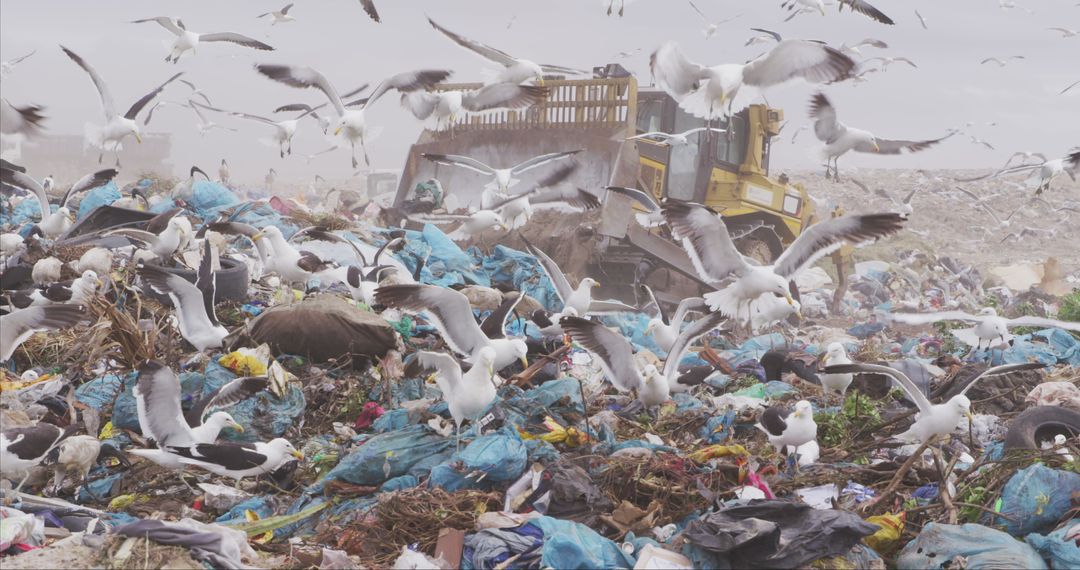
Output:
left=142, top=257, right=249, bottom=305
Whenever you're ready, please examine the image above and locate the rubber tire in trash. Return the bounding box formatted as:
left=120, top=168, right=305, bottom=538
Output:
left=1003, top=405, right=1080, bottom=450
left=141, top=257, right=249, bottom=306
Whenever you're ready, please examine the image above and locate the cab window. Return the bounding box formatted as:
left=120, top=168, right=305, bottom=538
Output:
left=636, top=99, right=664, bottom=134
left=713, top=115, right=748, bottom=167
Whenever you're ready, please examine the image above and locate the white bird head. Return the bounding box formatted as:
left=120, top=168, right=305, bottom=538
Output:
left=824, top=342, right=847, bottom=364
left=978, top=307, right=998, bottom=317
left=509, top=339, right=529, bottom=368
left=642, top=363, right=660, bottom=383
left=581, top=277, right=601, bottom=289
left=207, top=411, right=245, bottom=433
left=791, top=400, right=813, bottom=419
left=56, top=206, right=73, bottom=221
left=765, top=273, right=795, bottom=306
left=269, top=438, right=304, bottom=460
left=120, top=117, right=143, bottom=144
left=949, top=394, right=973, bottom=420
left=78, top=269, right=103, bottom=289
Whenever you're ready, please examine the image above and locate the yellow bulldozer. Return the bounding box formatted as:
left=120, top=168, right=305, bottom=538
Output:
left=392, top=65, right=843, bottom=304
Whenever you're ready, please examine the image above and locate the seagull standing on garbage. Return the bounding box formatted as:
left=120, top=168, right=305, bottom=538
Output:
left=639, top=284, right=708, bottom=353
left=819, top=342, right=854, bottom=402
left=137, top=242, right=229, bottom=352
left=375, top=284, right=530, bottom=372
left=890, top=307, right=1080, bottom=351
left=756, top=400, right=817, bottom=456
left=0, top=164, right=120, bottom=238
left=524, top=239, right=636, bottom=316
left=0, top=305, right=87, bottom=362
left=167, top=438, right=303, bottom=487
left=823, top=362, right=1045, bottom=443
left=1, top=422, right=73, bottom=495
left=662, top=199, right=906, bottom=325
left=410, top=348, right=498, bottom=448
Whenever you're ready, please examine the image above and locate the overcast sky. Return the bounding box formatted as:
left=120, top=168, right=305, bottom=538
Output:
left=1, top=0, right=1077, bottom=183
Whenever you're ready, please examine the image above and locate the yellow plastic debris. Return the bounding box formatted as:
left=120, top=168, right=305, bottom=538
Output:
left=108, top=494, right=147, bottom=510
left=519, top=416, right=590, bottom=447
left=244, top=510, right=274, bottom=543
left=688, top=444, right=749, bottom=463
left=219, top=349, right=269, bottom=376
left=98, top=421, right=116, bottom=440
left=865, top=512, right=904, bottom=555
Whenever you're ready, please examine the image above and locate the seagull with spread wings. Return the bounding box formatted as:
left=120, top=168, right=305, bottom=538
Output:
left=257, top=4, right=295, bottom=25
left=61, top=46, right=183, bottom=167
left=402, top=83, right=548, bottom=133
left=891, top=307, right=1080, bottom=351
left=662, top=199, right=906, bottom=323
left=837, top=0, right=895, bottom=25
left=686, top=1, right=742, bottom=39
left=1, top=304, right=86, bottom=362
left=408, top=348, right=498, bottom=448
left=824, top=362, right=1045, bottom=443
left=137, top=242, right=228, bottom=351
left=484, top=163, right=597, bottom=229
left=131, top=16, right=273, bottom=63
left=650, top=39, right=854, bottom=121
left=421, top=149, right=581, bottom=200
left=0, top=164, right=118, bottom=238
left=428, top=17, right=587, bottom=86
left=959, top=149, right=1080, bottom=194
left=639, top=284, right=708, bottom=353
left=524, top=238, right=637, bottom=316
left=808, top=92, right=951, bottom=180
left=255, top=64, right=451, bottom=167
left=1, top=50, right=36, bottom=77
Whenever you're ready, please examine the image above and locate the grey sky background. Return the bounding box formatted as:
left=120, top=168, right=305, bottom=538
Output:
left=1, top=0, right=1077, bottom=184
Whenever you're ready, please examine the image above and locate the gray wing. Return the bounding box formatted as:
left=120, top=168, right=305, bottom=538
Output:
left=401, top=91, right=439, bottom=120
left=198, top=32, right=274, bottom=52
left=186, top=376, right=269, bottom=426
left=289, top=226, right=368, bottom=265
left=509, top=150, right=581, bottom=175
left=889, top=310, right=984, bottom=325
left=772, top=212, right=907, bottom=279
left=959, top=363, right=1046, bottom=397
left=374, top=284, right=490, bottom=357
left=461, top=84, right=548, bottom=112
left=255, top=64, right=344, bottom=115
left=365, top=70, right=452, bottom=108
left=138, top=264, right=219, bottom=339
left=522, top=238, right=574, bottom=304
left=672, top=297, right=709, bottom=328
left=427, top=17, right=516, bottom=67
left=1005, top=316, right=1080, bottom=332
left=358, top=0, right=380, bottom=22
left=742, top=40, right=856, bottom=88
left=639, top=283, right=668, bottom=324
left=0, top=304, right=86, bottom=362
left=808, top=92, right=846, bottom=144
left=530, top=187, right=601, bottom=210
left=749, top=28, right=783, bottom=42
left=605, top=186, right=659, bottom=212
left=560, top=316, right=643, bottom=392
left=60, top=168, right=119, bottom=207
left=134, top=361, right=195, bottom=446
left=195, top=241, right=219, bottom=327
left=125, top=72, right=185, bottom=120
left=661, top=200, right=748, bottom=285
left=0, top=99, right=46, bottom=136
left=488, top=163, right=582, bottom=210
left=586, top=300, right=638, bottom=314
left=480, top=292, right=523, bottom=340
left=650, top=42, right=710, bottom=99
left=0, top=167, right=50, bottom=216
left=420, top=153, right=494, bottom=175
left=411, top=352, right=463, bottom=394
left=61, top=46, right=116, bottom=120
left=873, top=134, right=951, bottom=155
left=823, top=362, right=932, bottom=413
left=841, top=0, right=895, bottom=25
left=662, top=312, right=727, bottom=379
left=131, top=16, right=184, bottom=36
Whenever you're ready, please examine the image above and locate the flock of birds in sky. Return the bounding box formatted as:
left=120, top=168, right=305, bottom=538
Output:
left=1, top=0, right=1079, bottom=499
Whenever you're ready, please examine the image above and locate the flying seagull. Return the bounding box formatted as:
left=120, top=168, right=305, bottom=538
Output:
left=0, top=99, right=46, bottom=136
left=137, top=241, right=228, bottom=351
left=837, top=0, right=894, bottom=25
left=0, top=165, right=118, bottom=237
left=650, top=40, right=855, bottom=120
left=61, top=46, right=183, bottom=166
left=626, top=127, right=725, bottom=146
left=959, top=150, right=1080, bottom=194
left=484, top=163, right=597, bottom=229
left=257, top=4, right=295, bottom=25
left=980, top=56, right=1025, bottom=67
left=686, top=1, right=742, bottom=39
left=808, top=92, right=950, bottom=180
left=357, top=0, right=380, bottom=22
left=1047, top=27, right=1078, bottom=38
left=914, top=9, right=929, bottom=29
left=781, top=0, right=826, bottom=20
left=861, top=56, right=917, bottom=72
left=420, top=149, right=582, bottom=198
left=605, top=186, right=664, bottom=228
left=824, top=363, right=1045, bottom=443
left=402, top=83, right=548, bottom=133
left=523, top=238, right=637, bottom=316
left=1, top=50, right=36, bottom=77
left=374, top=283, right=529, bottom=371
left=890, top=307, right=1080, bottom=350
left=428, top=17, right=587, bottom=85
left=744, top=28, right=782, bottom=47
left=131, top=16, right=274, bottom=63
left=1, top=304, right=87, bottom=362
left=255, top=63, right=452, bottom=167
left=639, top=283, right=708, bottom=353
left=662, top=199, right=906, bottom=323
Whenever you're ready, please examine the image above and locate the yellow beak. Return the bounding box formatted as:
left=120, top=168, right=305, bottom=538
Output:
left=425, top=373, right=437, bottom=385
left=785, top=294, right=794, bottom=306
left=873, top=142, right=881, bottom=152
left=593, top=282, right=601, bottom=288
left=334, top=126, right=343, bottom=136
left=519, top=356, right=529, bottom=368
left=251, top=232, right=264, bottom=241
left=135, top=133, right=143, bottom=144
left=230, top=422, right=244, bottom=433
left=291, top=450, right=305, bottom=460
left=965, top=411, right=974, bottom=422
left=538, top=77, right=545, bottom=87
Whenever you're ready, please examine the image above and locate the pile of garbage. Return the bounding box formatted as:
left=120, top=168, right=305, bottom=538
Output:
left=2, top=182, right=1079, bottom=570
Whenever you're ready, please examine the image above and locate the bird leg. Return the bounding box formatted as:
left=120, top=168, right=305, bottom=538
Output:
left=12, top=472, right=31, bottom=496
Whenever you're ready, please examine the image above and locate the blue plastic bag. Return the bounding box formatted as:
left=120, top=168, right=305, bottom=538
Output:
left=530, top=516, right=636, bottom=569
left=322, top=424, right=451, bottom=486
left=76, top=182, right=121, bottom=220
left=1026, top=519, right=1080, bottom=570
left=996, top=464, right=1080, bottom=536
left=897, top=523, right=1047, bottom=570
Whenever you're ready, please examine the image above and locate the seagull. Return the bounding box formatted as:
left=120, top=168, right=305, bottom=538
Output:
left=32, top=257, right=62, bottom=285
left=523, top=238, right=636, bottom=316
left=626, top=127, right=725, bottom=146
left=818, top=343, right=853, bottom=402
left=756, top=400, right=817, bottom=455
left=420, top=149, right=582, bottom=198
left=980, top=56, right=1025, bottom=67
left=686, top=1, right=742, bottom=39
left=1060, top=80, right=1080, bottom=95
left=875, top=187, right=919, bottom=215
left=106, top=211, right=190, bottom=261
left=1, top=50, right=35, bottom=77
left=218, top=159, right=229, bottom=184
left=914, top=9, right=929, bottom=29
left=272, top=83, right=371, bottom=134
left=808, top=93, right=950, bottom=180
left=167, top=438, right=302, bottom=487
left=891, top=307, right=1080, bottom=351
left=410, top=348, right=498, bottom=446
left=744, top=28, right=782, bottom=47
left=561, top=312, right=727, bottom=407
left=968, top=135, right=995, bottom=151
left=1, top=304, right=87, bottom=362
left=650, top=40, right=855, bottom=121
left=1, top=422, right=74, bottom=495
left=605, top=186, right=664, bottom=228
left=1047, top=27, right=1078, bottom=38
left=137, top=242, right=229, bottom=351
left=639, top=284, right=707, bottom=353
left=963, top=150, right=1080, bottom=194
left=374, top=284, right=529, bottom=371
left=862, top=56, right=917, bottom=72
left=44, top=436, right=129, bottom=493
left=193, top=101, right=299, bottom=159
left=1002, top=151, right=1048, bottom=169
left=61, top=46, right=183, bottom=166
left=0, top=99, right=46, bottom=136
left=357, top=0, right=380, bottom=22
left=824, top=363, right=1044, bottom=443
left=839, top=38, right=888, bottom=56
left=148, top=99, right=237, bottom=136
left=131, top=360, right=246, bottom=450
left=837, top=0, right=895, bottom=25
left=255, top=63, right=452, bottom=167
left=978, top=203, right=1024, bottom=230
left=484, top=163, right=596, bottom=229
left=428, top=17, right=586, bottom=86
left=131, top=16, right=274, bottom=63
left=3, top=270, right=103, bottom=310
left=750, top=294, right=801, bottom=333
left=781, top=0, right=826, bottom=20
left=170, top=165, right=210, bottom=200
left=0, top=165, right=118, bottom=238
left=257, top=4, right=295, bottom=25
left=401, top=83, right=548, bottom=133
left=662, top=199, right=906, bottom=323
left=410, top=209, right=505, bottom=241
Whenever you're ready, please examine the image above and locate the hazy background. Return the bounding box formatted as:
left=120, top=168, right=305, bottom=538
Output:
left=2, top=0, right=1077, bottom=184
